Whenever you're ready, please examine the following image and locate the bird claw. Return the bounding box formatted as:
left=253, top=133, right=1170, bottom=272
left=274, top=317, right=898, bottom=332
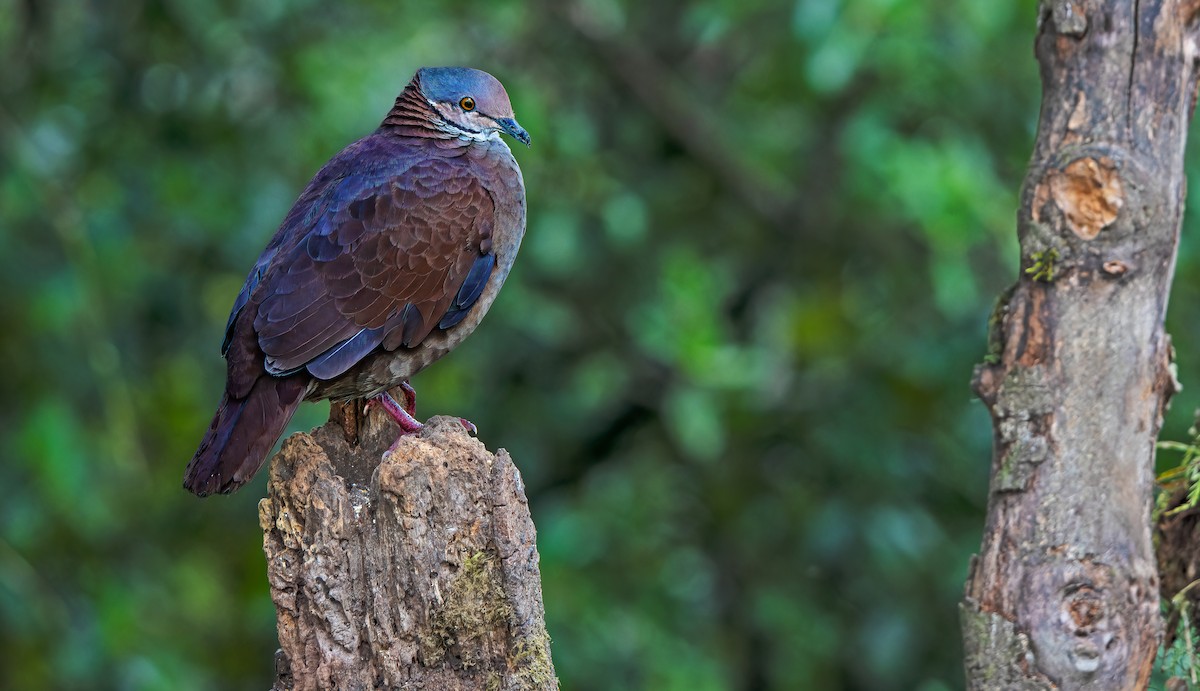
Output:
left=459, top=418, right=478, bottom=436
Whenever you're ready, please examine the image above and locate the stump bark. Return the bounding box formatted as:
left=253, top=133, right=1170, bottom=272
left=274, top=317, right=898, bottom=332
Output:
left=259, top=402, right=557, bottom=690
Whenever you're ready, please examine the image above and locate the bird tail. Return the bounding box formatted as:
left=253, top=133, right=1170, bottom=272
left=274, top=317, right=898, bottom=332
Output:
left=183, top=375, right=307, bottom=496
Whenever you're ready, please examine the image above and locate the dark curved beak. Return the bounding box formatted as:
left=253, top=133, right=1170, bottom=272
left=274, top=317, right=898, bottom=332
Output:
left=497, top=117, right=531, bottom=146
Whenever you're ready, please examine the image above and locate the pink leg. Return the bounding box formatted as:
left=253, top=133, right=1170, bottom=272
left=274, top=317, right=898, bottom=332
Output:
left=399, top=381, right=417, bottom=416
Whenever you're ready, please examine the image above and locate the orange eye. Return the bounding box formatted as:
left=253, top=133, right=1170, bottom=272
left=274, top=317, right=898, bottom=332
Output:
left=459, top=96, right=475, bottom=111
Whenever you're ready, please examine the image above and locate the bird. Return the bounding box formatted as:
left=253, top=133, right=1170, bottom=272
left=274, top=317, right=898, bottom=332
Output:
left=183, top=66, right=530, bottom=497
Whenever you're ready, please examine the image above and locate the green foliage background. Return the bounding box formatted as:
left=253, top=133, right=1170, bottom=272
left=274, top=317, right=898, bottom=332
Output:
left=4, top=1, right=1200, bottom=689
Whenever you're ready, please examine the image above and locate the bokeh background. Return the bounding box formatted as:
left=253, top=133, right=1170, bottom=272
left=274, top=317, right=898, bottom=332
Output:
left=5, top=1, right=1200, bottom=689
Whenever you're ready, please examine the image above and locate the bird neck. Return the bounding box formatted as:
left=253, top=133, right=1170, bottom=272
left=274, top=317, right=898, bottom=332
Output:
left=380, top=78, right=456, bottom=140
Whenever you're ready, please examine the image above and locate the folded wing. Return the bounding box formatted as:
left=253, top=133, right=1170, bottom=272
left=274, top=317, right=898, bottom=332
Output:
left=241, top=158, right=496, bottom=383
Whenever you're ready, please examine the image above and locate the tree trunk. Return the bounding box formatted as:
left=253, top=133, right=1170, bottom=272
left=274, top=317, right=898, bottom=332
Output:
left=962, top=1, right=1199, bottom=688
left=259, top=402, right=557, bottom=690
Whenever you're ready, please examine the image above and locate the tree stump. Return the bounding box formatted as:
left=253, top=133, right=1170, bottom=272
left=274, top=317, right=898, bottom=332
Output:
left=259, top=402, right=557, bottom=690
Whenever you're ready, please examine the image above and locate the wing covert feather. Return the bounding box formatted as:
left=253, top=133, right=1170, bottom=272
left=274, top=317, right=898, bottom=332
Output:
left=248, top=158, right=496, bottom=379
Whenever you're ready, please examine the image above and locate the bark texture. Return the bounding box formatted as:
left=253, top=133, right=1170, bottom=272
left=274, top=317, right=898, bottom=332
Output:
left=259, top=403, right=557, bottom=690
left=963, top=1, right=1200, bottom=688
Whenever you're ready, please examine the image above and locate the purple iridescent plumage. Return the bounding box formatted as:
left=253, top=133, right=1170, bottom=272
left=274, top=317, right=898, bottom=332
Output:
left=184, top=67, right=528, bottom=496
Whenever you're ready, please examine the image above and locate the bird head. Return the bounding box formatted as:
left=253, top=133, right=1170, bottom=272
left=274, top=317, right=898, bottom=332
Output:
left=416, top=67, right=531, bottom=146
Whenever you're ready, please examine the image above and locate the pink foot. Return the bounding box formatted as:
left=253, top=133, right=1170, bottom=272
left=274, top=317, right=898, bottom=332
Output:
left=373, top=391, right=423, bottom=434
left=369, top=387, right=477, bottom=443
